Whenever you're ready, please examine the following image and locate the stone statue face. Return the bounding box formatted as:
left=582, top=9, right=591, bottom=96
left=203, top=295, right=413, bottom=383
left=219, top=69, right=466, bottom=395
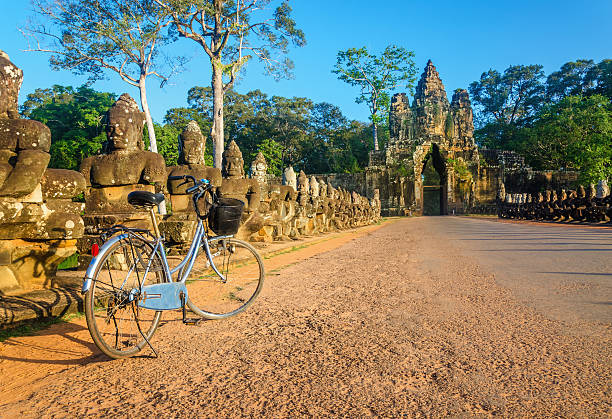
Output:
left=224, top=154, right=243, bottom=178
left=180, top=121, right=206, bottom=165
left=106, top=94, right=145, bottom=151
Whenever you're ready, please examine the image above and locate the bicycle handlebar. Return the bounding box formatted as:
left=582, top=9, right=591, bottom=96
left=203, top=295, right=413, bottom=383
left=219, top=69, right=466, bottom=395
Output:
left=168, top=175, right=211, bottom=194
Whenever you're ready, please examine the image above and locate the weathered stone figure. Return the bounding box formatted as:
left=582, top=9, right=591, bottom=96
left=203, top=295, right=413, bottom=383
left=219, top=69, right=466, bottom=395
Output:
left=218, top=140, right=260, bottom=212
left=597, top=180, right=610, bottom=198
left=167, top=121, right=221, bottom=209
left=310, top=176, right=320, bottom=198
left=249, top=151, right=268, bottom=185
left=163, top=122, right=221, bottom=244
left=282, top=165, right=297, bottom=191
left=0, top=50, right=86, bottom=294
left=297, top=170, right=310, bottom=206
left=81, top=94, right=165, bottom=187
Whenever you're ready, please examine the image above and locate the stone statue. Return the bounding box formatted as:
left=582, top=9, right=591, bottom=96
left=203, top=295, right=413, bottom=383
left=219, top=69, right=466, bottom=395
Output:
left=282, top=165, right=297, bottom=191
left=218, top=140, right=260, bottom=212
left=596, top=180, right=610, bottom=198
left=162, top=122, right=221, bottom=244
left=81, top=94, right=166, bottom=189
left=167, top=121, right=221, bottom=209
left=319, top=179, right=327, bottom=198
left=249, top=151, right=268, bottom=185
left=0, top=50, right=86, bottom=294
left=310, top=176, right=320, bottom=198
left=297, top=170, right=309, bottom=205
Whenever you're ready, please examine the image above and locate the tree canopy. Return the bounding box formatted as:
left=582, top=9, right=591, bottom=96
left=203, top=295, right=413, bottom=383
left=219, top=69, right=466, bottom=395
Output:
left=155, top=0, right=306, bottom=168
left=22, top=85, right=116, bottom=171
left=333, top=45, right=416, bottom=151
left=23, top=0, right=181, bottom=153
left=163, top=87, right=373, bottom=175
left=470, top=59, right=612, bottom=184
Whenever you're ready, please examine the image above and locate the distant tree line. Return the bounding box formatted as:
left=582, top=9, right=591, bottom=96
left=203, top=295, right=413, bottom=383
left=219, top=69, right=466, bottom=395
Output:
left=21, top=85, right=382, bottom=175
left=469, top=59, right=611, bottom=183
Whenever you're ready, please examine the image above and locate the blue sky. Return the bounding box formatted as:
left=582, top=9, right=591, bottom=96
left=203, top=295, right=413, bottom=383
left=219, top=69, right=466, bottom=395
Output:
left=2, top=1, right=611, bottom=123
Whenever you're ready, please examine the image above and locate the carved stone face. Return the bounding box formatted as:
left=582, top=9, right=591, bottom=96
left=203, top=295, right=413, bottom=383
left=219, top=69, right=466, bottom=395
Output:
left=180, top=121, right=206, bottom=165
left=106, top=94, right=145, bottom=151
left=222, top=140, right=245, bottom=179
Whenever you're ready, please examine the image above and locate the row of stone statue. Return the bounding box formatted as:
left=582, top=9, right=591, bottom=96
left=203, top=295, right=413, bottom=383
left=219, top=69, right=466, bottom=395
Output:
left=497, top=181, right=612, bottom=223
left=79, top=94, right=381, bottom=255
left=0, top=50, right=379, bottom=294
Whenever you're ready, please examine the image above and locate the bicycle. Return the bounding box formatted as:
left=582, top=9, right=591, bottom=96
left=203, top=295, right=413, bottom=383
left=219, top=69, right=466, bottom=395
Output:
left=81, top=175, right=265, bottom=359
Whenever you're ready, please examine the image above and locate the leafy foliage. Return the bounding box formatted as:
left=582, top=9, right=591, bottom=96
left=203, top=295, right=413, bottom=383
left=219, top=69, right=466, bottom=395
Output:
left=164, top=87, right=374, bottom=174
left=156, top=0, right=306, bottom=167
left=23, top=85, right=116, bottom=170
left=470, top=59, right=612, bottom=183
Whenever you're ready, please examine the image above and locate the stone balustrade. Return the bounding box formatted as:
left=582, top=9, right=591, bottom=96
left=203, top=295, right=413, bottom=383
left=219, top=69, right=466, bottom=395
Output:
left=497, top=181, right=611, bottom=223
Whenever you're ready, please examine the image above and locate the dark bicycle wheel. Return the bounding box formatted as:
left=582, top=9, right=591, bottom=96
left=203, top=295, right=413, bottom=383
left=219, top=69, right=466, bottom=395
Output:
left=85, top=236, right=167, bottom=359
left=182, top=237, right=264, bottom=320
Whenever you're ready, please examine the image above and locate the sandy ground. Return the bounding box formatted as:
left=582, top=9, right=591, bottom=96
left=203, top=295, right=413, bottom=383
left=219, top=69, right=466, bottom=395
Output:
left=0, top=217, right=610, bottom=417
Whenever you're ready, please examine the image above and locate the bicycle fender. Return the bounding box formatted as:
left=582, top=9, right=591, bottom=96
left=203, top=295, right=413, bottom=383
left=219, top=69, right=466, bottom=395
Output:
left=137, top=282, right=188, bottom=311
left=81, top=233, right=129, bottom=294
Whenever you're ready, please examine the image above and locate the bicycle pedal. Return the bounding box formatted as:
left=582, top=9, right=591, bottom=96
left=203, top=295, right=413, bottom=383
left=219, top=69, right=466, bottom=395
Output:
left=183, top=317, right=202, bottom=326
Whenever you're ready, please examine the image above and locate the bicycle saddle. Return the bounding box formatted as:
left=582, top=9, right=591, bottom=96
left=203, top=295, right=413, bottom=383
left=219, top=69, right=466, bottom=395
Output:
left=127, top=191, right=165, bottom=208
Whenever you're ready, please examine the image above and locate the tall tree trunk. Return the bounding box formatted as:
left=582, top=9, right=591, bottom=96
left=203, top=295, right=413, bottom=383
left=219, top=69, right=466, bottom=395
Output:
left=139, top=75, right=158, bottom=153
left=211, top=62, right=224, bottom=169
left=373, top=122, right=379, bottom=151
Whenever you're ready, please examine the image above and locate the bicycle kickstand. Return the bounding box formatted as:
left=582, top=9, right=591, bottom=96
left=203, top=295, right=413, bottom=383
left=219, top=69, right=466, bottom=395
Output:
left=180, top=292, right=202, bottom=326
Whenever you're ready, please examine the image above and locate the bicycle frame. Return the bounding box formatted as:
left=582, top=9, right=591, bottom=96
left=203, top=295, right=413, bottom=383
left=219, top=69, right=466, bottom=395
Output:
left=82, top=218, right=233, bottom=295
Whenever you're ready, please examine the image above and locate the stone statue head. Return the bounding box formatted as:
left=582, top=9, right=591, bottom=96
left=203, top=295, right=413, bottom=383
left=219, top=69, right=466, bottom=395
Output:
left=297, top=170, right=309, bottom=194
left=106, top=94, right=145, bottom=151
left=319, top=179, right=327, bottom=198
left=222, top=140, right=245, bottom=179
left=282, top=165, right=297, bottom=191
left=179, top=121, right=206, bottom=165
left=0, top=50, right=23, bottom=120
left=249, top=151, right=268, bottom=183
left=309, top=176, right=319, bottom=197
left=596, top=180, right=609, bottom=198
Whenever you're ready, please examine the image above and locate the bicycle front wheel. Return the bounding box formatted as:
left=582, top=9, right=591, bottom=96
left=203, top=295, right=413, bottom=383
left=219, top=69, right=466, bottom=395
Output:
left=85, top=236, right=166, bottom=359
left=184, top=238, right=264, bottom=320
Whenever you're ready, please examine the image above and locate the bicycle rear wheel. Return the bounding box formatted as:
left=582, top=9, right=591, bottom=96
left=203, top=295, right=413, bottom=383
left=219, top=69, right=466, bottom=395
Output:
left=85, top=236, right=166, bottom=359
left=184, top=238, right=264, bottom=320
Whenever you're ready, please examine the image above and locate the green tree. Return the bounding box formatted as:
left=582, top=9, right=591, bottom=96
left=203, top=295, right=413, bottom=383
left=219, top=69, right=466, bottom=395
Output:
left=546, top=60, right=597, bottom=102
left=156, top=0, right=306, bottom=168
left=24, top=0, right=180, bottom=153
left=332, top=45, right=416, bottom=151
left=254, top=138, right=283, bottom=176
left=469, top=64, right=546, bottom=127
left=521, top=95, right=611, bottom=183
left=24, top=85, right=116, bottom=170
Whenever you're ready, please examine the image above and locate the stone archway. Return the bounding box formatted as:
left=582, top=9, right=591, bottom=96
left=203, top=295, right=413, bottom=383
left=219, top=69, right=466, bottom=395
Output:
left=420, top=144, right=448, bottom=215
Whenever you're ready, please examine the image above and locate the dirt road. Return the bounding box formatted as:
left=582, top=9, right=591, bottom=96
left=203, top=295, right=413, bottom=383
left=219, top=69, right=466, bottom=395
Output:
left=1, top=217, right=610, bottom=417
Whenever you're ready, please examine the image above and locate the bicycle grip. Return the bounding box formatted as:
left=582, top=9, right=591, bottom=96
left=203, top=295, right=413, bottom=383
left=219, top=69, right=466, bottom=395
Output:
left=186, top=184, right=200, bottom=194
left=168, top=175, right=184, bottom=181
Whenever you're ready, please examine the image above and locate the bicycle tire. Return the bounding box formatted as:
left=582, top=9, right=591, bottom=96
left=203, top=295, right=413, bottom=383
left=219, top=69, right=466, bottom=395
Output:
left=85, top=235, right=166, bottom=359
left=183, top=237, right=264, bottom=320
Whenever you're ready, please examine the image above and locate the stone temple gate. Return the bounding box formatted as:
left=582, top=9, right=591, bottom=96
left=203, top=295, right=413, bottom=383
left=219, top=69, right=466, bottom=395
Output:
left=366, top=60, right=481, bottom=216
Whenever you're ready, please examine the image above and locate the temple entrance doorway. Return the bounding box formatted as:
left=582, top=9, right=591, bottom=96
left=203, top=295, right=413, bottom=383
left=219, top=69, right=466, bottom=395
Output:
left=421, top=144, right=448, bottom=216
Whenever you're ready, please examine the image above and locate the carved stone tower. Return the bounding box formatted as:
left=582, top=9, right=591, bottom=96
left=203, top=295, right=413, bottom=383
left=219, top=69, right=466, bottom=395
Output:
left=366, top=60, right=480, bottom=216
